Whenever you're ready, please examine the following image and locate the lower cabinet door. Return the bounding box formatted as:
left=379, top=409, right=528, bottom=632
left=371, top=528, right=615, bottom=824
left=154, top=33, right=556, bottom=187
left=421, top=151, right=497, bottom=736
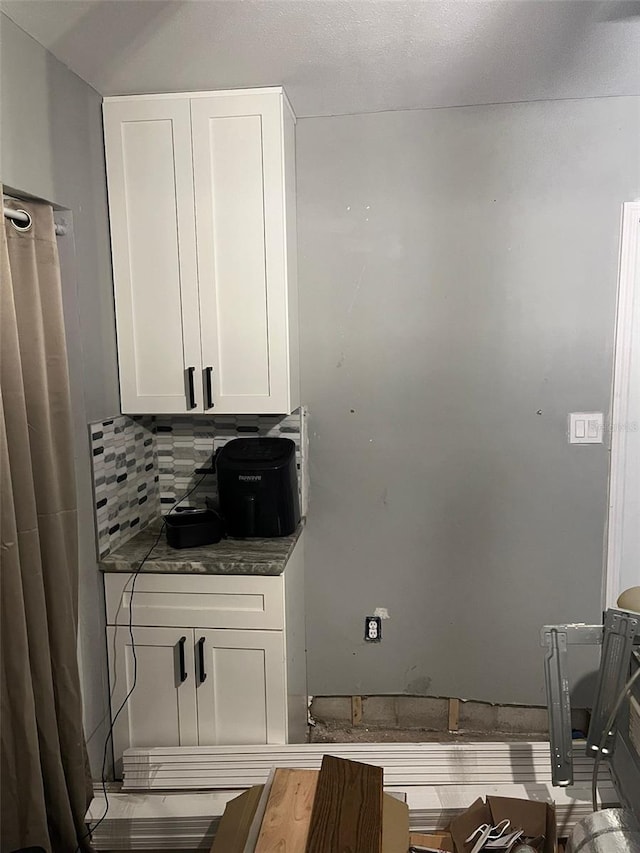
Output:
left=195, top=629, right=286, bottom=745
left=107, top=626, right=198, bottom=770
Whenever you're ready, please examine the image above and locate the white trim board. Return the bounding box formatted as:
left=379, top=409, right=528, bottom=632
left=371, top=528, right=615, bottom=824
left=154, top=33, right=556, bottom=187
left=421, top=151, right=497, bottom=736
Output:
left=121, top=741, right=606, bottom=791
left=87, top=782, right=618, bottom=851
left=605, top=201, right=640, bottom=607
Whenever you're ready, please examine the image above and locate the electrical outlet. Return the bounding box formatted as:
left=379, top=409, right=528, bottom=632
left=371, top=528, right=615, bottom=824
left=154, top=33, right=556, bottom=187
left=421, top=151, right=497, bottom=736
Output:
left=364, top=616, right=382, bottom=642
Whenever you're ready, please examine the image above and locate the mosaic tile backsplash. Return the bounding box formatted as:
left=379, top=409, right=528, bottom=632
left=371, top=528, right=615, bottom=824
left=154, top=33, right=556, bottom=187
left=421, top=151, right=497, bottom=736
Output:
left=89, top=409, right=307, bottom=559
left=89, top=416, right=160, bottom=558
left=155, top=410, right=305, bottom=511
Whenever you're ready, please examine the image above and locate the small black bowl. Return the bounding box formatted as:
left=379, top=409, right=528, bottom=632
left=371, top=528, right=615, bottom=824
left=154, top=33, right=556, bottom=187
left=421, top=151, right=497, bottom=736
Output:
left=165, top=509, right=224, bottom=549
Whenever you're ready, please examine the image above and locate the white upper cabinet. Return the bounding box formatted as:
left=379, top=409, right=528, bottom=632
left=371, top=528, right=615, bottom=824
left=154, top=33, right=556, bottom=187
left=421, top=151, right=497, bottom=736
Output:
left=103, top=88, right=299, bottom=415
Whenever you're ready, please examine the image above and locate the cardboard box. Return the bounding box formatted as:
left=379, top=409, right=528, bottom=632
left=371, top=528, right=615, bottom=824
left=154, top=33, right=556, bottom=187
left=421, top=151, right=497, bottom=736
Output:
left=448, top=796, right=557, bottom=853
left=410, top=831, right=455, bottom=852
left=211, top=779, right=410, bottom=853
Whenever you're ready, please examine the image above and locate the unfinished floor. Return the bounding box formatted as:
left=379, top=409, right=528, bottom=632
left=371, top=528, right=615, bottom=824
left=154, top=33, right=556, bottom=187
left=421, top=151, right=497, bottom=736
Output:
left=309, top=695, right=589, bottom=743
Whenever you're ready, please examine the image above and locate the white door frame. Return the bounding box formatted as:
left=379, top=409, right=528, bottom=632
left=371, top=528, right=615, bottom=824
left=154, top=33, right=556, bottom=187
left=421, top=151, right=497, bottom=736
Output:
left=604, top=201, right=640, bottom=608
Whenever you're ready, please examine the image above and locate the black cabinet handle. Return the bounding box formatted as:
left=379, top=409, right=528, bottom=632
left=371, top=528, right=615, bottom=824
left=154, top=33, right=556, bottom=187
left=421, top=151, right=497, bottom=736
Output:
left=197, top=636, right=207, bottom=684
left=185, top=367, right=196, bottom=409
left=177, top=636, right=187, bottom=683
left=204, top=367, right=214, bottom=410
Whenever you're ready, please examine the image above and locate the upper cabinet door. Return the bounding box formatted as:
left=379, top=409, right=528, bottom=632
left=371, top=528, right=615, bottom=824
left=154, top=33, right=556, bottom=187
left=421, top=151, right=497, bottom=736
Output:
left=103, top=98, right=203, bottom=414
left=191, top=92, right=299, bottom=414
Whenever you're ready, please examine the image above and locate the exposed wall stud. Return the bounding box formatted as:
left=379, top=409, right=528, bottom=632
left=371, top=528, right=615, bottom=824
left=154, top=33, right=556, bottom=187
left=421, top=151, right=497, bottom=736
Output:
left=351, top=695, right=363, bottom=726
left=448, top=697, right=460, bottom=732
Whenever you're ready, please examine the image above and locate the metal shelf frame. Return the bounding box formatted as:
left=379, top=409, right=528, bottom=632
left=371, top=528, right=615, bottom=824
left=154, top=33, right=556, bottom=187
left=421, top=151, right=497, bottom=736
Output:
left=541, top=608, right=640, bottom=787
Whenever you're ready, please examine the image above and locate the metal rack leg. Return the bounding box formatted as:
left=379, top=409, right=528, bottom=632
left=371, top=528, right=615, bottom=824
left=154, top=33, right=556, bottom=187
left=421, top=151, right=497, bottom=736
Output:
left=587, top=609, right=640, bottom=758
left=543, top=627, right=574, bottom=786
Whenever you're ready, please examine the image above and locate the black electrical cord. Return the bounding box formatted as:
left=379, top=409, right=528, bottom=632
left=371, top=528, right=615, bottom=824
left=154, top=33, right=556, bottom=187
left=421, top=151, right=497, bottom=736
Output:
left=590, top=664, right=640, bottom=812
left=75, top=472, right=209, bottom=851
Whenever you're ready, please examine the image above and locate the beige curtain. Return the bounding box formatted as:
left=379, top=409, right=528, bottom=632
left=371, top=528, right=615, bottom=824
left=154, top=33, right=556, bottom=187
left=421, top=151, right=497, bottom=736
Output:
left=1, top=196, right=92, bottom=852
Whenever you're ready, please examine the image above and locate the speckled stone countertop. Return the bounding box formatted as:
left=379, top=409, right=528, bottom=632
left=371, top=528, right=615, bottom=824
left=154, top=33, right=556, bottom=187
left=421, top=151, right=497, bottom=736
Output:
left=99, top=518, right=304, bottom=576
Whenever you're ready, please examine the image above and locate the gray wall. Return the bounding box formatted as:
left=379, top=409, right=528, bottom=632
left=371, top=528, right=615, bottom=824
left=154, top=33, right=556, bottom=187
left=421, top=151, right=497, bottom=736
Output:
left=297, top=96, right=640, bottom=706
left=1, top=13, right=119, bottom=774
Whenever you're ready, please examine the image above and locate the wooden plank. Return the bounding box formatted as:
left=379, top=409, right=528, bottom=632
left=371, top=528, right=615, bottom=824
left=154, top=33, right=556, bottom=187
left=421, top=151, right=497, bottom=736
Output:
left=210, top=786, right=264, bottom=853
left=255, top=769, right=318, bottom=852
left=448, top=698, right=460, bottom=732
left=305, top=755, right=383, bottom=853
left=351, top=695, right=363, bottom=726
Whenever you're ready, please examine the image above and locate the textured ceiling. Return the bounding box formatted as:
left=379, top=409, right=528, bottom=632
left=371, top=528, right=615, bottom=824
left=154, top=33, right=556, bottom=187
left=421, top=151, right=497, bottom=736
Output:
left=2, top=0, right=640, bottom=116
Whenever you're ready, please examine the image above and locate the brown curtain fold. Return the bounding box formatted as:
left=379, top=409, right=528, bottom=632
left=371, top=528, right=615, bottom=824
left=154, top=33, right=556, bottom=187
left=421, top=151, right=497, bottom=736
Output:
left=1, top=194, right=92, bottom=852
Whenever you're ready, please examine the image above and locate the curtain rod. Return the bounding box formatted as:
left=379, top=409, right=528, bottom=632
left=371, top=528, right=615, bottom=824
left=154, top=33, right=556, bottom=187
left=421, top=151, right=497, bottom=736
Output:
left=3, top=205, right=67, bottom=236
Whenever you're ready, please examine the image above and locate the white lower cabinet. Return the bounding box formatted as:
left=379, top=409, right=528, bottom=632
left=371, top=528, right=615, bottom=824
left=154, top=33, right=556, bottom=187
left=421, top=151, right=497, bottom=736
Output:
left=104, top=534, right=306, bottom=776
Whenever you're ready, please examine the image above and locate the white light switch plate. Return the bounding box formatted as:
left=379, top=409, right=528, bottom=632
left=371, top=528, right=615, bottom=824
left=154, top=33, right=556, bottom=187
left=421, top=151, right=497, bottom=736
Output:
left=568, top=412, right=603, bottom=444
